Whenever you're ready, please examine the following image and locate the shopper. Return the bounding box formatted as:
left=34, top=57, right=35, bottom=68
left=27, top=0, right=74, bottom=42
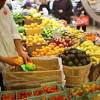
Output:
left=75, top=1, right=89, bottom=32
left=39, top=0, right=50, bottom=16
left=0, top=0, right=31, bottom=90
left=51, top=0, right=73, bottom=24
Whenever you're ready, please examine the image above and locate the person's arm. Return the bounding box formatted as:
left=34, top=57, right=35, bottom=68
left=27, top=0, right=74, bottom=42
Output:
left=7, top=5, right=31, bottom=63
left=14, top=39, right=31, bottom=63
left=0, top=56, right=23, bottom=66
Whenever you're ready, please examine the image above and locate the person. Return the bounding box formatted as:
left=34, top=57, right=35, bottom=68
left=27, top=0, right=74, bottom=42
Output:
left=0, top=0, right=31, bottom=90
left=71, top=0, right=80, bottom=15
left=51, top=0, right=73, bottom=24
left=39, top=0, right=50, bottom=16
left=75, top=1, right=88, bottom=32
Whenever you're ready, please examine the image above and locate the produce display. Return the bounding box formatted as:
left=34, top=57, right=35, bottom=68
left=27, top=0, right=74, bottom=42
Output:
left=42, top=26, right=65, bottom=39
left=47, top=93, right=67, bottom=100
left=85, top=32, right=100, bottom=43
left=85, top=33, right=96, bottom=41
left=26, top=9, right=42, bottom=19
left=24, top=23, right=43, bottom=35
left=26, top=34, right=47, bottom=46
left=65, top=26, right=85, bottom=39
left=2, top=93, right=15, bottom=100
left=12, top=12, right=24, bottom=26
left=41, top=18, right=63, bottom=28
left=59, top=48, right=91, bottom=66
left=77, top=41, right=100, bottom=65
left=5, top=5, right=100, bottom=100
left=32, top=44, right=64, bottom=56
left=49, top=37, right=78, bottom=48
left=71, top=81, right=100, bottom=99
left=1, top=82, right=67, bottom=100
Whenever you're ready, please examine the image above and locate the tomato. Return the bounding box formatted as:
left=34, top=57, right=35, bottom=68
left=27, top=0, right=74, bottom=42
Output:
left=33, top=90, right=44, bottom=96
left=17, top=91, right=32, bottom=99
left=2, top=94, right=15, bottom=100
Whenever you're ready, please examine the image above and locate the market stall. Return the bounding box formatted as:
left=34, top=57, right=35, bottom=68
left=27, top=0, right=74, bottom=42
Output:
left=0, top=0, right=100, bottom=100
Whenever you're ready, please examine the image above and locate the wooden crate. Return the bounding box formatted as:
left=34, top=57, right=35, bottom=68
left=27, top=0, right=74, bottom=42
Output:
left=3, top=57, right=64, bottom=90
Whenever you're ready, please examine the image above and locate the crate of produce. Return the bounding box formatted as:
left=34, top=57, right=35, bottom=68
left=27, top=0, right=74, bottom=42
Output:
left=46, top=91, right=68, bottom=100
left=41, top=82, right=64, bottom=94
left=24, top=18, right=42, bottom=25
left=23, top=94, right=46, bottom=100
left=71, top=81, right=100, bottom=100
left=0, top=90, right=16, bottom=100
left=0, top=87, right=44, bottom=100
left=3, top=57, right=64, bottom=90
left=0, top=82, right=66, bottom=100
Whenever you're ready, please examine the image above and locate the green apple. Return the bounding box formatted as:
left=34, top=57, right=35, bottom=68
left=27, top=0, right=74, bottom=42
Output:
left=25, top=63, right=37, bottom=71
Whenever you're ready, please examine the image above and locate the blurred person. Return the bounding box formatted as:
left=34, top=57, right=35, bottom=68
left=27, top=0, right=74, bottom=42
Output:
left=71, top=0, right=80, bottom=15
left=39, top=0, right=50, bottom=16
left=51, top=0, right=73, bottom=24
left=75, top=1, right=89, bottom=32
left=0, top=0, right=31, bottom=90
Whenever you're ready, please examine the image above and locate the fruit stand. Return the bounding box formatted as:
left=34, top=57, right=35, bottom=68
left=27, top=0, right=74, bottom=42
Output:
left=0, top=4, right=100, bottom=100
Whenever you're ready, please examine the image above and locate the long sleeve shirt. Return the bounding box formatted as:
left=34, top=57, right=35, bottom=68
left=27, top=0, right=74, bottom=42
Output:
left=0, top=5, right=21, bottom=72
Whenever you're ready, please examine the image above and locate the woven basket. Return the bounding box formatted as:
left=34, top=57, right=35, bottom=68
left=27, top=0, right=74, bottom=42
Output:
left=64, top=63, right=92, bottom=87
left=25, top=27, right=43, bottom=36
left=24, top=18, right=42, bottom=25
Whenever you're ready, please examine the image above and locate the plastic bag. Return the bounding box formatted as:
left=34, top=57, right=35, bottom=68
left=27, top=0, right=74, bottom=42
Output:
left=75, top=16, right=89, bottom=26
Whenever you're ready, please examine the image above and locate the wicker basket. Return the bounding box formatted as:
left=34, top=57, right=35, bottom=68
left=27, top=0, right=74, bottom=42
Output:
left=64, top=63, right=92, bottom=87
left=25, top=27, right=43, bottom=36
left=24, top=18, right=42, bottom=25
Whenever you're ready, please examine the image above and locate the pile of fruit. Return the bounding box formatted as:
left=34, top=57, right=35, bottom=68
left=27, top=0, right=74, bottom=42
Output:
left=77, top=41, right=100, bottom=65
left=49, top=37, right=78, bottom=48
left=41, top=18, right=63, bottom=28
left=65, top=26, right=85, bottom=39
left=24, top=9, right=42, bottom=20
left=24, top=23, right=43, bottom=35
left=71, top=82, right=100, bottom=99
left=26, top=35, right=47, bottom=46
left=85, top=32, right=100, bottom=43
left=85, top=33, right=96, bottom=41
left=42, top=26, right=66, bottom=39
left=12, top=56, right=37, bottom=71
left=59, top=48, right=91, bottom=66
left=32, top=44, right=64, bottom=56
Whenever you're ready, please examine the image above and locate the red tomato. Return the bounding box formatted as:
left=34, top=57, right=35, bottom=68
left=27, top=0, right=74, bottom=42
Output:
left=2, top=94, right=15, bottom=100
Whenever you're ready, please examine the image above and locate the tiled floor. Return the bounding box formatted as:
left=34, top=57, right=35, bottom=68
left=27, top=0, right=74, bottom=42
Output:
left=87, top=25, right=100, bottom=33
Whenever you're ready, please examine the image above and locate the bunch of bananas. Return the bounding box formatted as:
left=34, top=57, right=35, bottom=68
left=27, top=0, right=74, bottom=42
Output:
left=66, top=26, right=85, bottom=39
left=77, top=41, right=100, bottom=65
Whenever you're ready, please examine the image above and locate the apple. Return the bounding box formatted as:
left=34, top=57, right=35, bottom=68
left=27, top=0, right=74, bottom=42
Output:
left=25, top=63, right=37, bottom=71
left=59, top=44, right=64, bottom=47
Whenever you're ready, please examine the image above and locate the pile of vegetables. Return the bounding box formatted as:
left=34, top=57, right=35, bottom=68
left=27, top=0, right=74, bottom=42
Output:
left=12, top=12, right=24, bottom=26
left=59, top=48, right=91, bottom=66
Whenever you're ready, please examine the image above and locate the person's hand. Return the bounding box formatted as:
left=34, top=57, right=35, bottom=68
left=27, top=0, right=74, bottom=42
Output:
left=0, top=56, right=24, bottom=66
left=18, top=49, right=32, bottom=64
